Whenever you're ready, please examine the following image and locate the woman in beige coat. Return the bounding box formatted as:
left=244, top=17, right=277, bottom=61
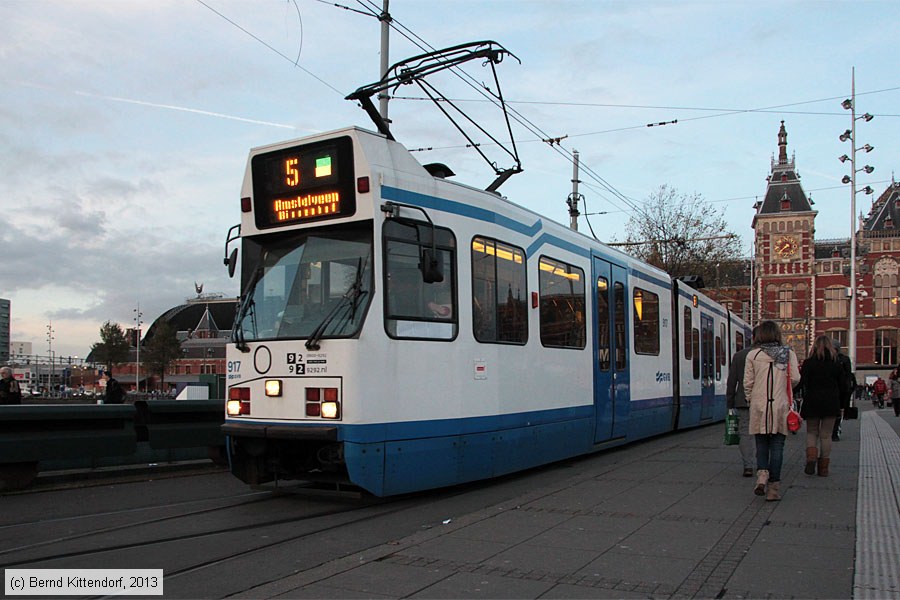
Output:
left=743, top=320, right=801, bottom=501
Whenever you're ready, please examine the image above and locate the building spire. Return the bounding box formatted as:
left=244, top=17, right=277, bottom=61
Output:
left=777, top=120, right=788, bottom=165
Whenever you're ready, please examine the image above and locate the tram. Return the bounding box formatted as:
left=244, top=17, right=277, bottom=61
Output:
left=219, top=122, right=750, bottom=496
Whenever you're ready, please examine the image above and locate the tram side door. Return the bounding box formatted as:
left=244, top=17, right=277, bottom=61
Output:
left=592, top=255, right=629, bottom=443
left=700, top=314, right=715, bottom=421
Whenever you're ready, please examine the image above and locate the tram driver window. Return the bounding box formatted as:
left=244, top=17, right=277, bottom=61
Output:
left=383, top=219, right=457, bottom=340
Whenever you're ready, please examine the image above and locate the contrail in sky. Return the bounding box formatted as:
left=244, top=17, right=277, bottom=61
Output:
left=73, top=90, right=297, bottom=129
left=10, top=80, right=298, bottom=130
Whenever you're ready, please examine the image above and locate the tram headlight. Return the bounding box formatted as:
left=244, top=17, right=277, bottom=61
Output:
left=322, top=388, right=340, bottom=419
left=321, top=401, right=340, bottom=419
left=305, top=387, right=340, bottom=419
left=264, top=379, right=282, bottom=397
left=228, top=387, right=251, bottom=416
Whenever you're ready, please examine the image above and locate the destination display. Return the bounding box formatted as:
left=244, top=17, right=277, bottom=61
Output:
left=251, top=136, right=355, bottom=228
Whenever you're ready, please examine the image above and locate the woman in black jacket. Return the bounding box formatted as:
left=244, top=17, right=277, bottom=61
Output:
left=799, top=336, right=850, bottom=476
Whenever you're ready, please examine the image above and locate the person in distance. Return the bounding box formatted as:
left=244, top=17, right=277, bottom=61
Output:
left=105, top=374, right=125, bottom=404
left=743, top=320, right=801, bottom=501
left=0, top=366, right=23, bottom=405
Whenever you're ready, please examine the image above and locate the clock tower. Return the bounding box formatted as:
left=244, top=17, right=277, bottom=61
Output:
left=751, top=121, right=816, bottom=357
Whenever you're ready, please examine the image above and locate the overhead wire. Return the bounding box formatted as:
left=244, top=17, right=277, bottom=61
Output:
left=195, top=0, right=344, bottom=96
left=351, top=0, right=648, bottom=230
left=201, top=1, right=897, bottom=237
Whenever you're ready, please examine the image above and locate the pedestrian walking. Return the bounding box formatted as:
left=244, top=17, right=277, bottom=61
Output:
left=873, top=376, right=887, bottom=408
left=799, top=336, right=849, bottom=477
left=831, top=341, right=854, bottom=441
left=0, top=366, right=23, bottom=405
left=890, top=370, right=900, bottom=418
left=726, top=327, right=758, bottom=477
left=743, top=320, right=801, bottom=501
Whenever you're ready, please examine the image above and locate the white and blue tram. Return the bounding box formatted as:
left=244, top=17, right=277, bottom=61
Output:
left=221, top=126, right=750, bottom=496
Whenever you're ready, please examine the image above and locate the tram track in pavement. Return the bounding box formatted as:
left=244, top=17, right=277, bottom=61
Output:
left=0, top=496, right=410, bottom=570
left=0, top=490, right=275, bottom=560
left=1, top=469, right=499, bottom=598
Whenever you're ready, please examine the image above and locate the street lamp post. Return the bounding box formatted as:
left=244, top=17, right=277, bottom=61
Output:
left=46, top=321, right=54, bottom=396
left=840, top=66, right=875, bottom=376
left=134, top=304, right=143, bottom=394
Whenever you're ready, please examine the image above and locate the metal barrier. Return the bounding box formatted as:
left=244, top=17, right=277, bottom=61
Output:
left=0, top=400, right=226, bottom=492
left=133, top=399, right=225, bottom=449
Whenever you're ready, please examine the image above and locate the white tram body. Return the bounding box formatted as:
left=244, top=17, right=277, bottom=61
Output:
left=222, top=126, right=750, bottom=496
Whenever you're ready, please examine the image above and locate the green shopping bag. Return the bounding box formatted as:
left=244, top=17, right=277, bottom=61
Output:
left=724, top=410, right=740, bottom=446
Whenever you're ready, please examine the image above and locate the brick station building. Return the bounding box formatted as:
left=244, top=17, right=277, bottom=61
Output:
left=746, top=121, right=900, bottom=378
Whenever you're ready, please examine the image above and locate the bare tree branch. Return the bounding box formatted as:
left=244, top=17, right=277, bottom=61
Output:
left=620, top=185, right=742, bottom=284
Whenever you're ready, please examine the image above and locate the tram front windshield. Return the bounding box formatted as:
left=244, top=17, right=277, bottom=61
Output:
left=235, top=223, right=373, bottom=343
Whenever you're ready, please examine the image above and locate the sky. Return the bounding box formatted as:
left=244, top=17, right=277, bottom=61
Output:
left=1, top=0, right=898, bottom=361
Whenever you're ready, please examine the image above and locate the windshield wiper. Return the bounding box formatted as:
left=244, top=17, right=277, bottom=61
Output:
left=233, top=265, right=265, bottom=353
left=306, top=256, right=369, bottom=351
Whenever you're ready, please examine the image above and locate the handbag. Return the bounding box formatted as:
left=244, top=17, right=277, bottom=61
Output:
left=786, top=367, right=802, bottom=433
left=787, top=407, right=802, bottom=432
left=724, top=410, right=740, bottom=445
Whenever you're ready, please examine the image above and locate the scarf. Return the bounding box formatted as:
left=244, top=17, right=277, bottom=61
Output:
left=758, top=342, right=789, bottom=370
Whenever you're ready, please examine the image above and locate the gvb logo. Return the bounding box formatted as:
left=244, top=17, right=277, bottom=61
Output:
left=656, top=372, right=672, bottom=383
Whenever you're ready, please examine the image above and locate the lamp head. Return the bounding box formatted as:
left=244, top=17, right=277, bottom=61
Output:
left=839, top=154, right=849, bottom=163
left=842, top=175, right=852, bottom=184
left=863, top=165, right=874, bottom=174
left=863, top=186, right=874, bottom=195
left=862, top=144, right=874, bottom=153
left=839, top=130, right=852, bottom=142
left=862, top=113, right=874, bottom=122
left=841, top=99, right=853, bottom=110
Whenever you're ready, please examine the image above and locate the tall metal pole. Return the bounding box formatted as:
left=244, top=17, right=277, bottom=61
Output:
left=378, top=0, right=390, bottom=121
left=46, top=321, right=54, bottom=395
left=134, top=303, right=143, bottom=393
left=749, top=237, right=755, bottom=326
left=568, top=150, right=580, bottom=231
left=849, top=67, right=857, bottom=374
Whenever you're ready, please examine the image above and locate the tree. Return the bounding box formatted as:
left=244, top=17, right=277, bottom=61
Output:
left=142, top=321, right=183, bottom=391
left=91, top=321, right=130, bottom=373
left=619, top=185, right=743, bottom=285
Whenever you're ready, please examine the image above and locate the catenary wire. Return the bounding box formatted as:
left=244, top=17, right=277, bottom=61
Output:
left=195, top=0, right=343, bottom=95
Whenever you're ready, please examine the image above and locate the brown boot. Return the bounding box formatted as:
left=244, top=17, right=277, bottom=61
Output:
left=817, top=457, right=830, bottom=477
left=805, top=447, right=818, bottom=475
left=766, top=481, right=781, bottom=501
left=754, top=469, right=769, bottom=496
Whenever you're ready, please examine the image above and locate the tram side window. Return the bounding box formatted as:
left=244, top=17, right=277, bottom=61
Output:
left=383, top=219, right=457, bottom=340
left=691, top=328, right=700, bottom=380
left=472, top=237, right=527, bottom=344
left=597, top=277, right=610, bottom=371
left=539, top=257, right=586, bottom=349
left=614, top=282, right=626, bottom=370
left=715, top=333, right=723, bottom=381
left=736, top=331, right=745, bottom=352
left=633, top=288, right=659, bottom=355
left=703, top=323, right=714, bottom=383
left=683, top=307, right=692, bottom=359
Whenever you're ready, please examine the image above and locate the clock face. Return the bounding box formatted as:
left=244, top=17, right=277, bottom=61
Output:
left=774, top=235, right=798, bottom=257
